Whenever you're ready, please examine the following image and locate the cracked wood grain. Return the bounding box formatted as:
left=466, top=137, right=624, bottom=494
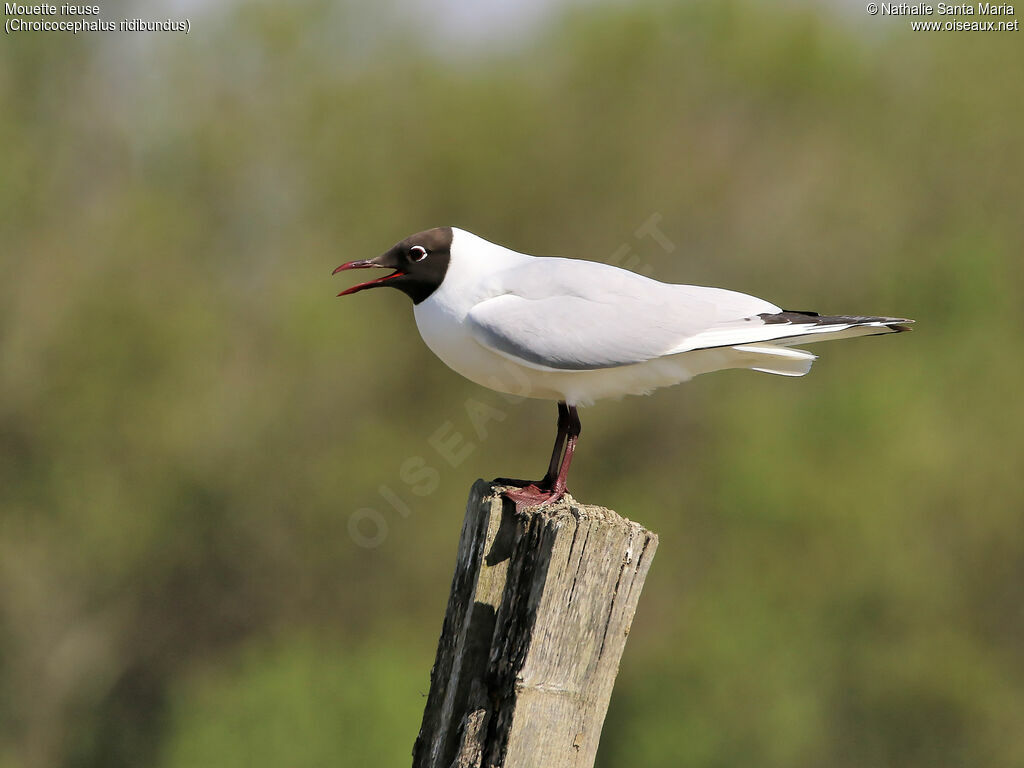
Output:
left=412, top=480, right=659, bottom=768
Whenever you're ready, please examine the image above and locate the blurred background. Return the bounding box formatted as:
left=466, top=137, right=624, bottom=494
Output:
left=2, top=0, right=1022, bottom=766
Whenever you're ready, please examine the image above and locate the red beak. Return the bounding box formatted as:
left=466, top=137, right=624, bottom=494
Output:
left=332, top=260, right=405, bottom=296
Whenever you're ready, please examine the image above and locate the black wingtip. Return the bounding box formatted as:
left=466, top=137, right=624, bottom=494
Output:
left=886, top=320, right=915, bottom=333
left=768, top=312, right=915, bottom=332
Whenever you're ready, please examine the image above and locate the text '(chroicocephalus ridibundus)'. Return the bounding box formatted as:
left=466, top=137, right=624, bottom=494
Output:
left=334, top=227, right=912, bottom=505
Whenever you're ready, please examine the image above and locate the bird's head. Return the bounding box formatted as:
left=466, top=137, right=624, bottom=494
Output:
left=334, top=227, right=453, bottom=304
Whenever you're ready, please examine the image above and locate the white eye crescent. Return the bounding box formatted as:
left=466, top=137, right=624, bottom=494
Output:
left=410, top=245, right=428, bottom=262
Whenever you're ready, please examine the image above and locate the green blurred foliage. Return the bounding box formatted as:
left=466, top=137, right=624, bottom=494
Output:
left=158, top=636, right=426, bottom=768
left=1, top=1, right=1022, bottom=766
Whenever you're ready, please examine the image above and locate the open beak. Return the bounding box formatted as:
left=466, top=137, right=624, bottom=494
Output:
left=332, top=259, right=405, bottom=296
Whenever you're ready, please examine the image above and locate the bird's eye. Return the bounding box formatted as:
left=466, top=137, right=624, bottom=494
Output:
left=410, top=246, right=428, bottom=262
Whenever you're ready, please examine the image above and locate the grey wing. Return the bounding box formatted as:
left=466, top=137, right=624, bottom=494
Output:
left=465, top=259, right=780, bottom=371
left=466, top=293, right=681, bottom=370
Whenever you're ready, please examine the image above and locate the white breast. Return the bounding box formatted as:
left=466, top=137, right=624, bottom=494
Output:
left=413, top=229, right=541, bottom=397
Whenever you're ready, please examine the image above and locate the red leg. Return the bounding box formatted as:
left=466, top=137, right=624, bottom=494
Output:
left=503, top=403, right=581, bottom=507
left=548, top=405, right=581, bottom=500
left=539, top=402, right=571, bottom=488
left=495, top=402, right=568, bottom=490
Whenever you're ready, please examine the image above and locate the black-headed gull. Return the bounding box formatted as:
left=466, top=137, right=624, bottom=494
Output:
left=334, top=227, right=912, bottom=505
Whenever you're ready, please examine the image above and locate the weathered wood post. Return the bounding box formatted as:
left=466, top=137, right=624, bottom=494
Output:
left=412, top=480, right=659, bottom=768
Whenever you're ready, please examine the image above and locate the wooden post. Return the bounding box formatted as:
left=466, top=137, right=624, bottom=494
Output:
left=412, top=480, right=659, bottom=768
